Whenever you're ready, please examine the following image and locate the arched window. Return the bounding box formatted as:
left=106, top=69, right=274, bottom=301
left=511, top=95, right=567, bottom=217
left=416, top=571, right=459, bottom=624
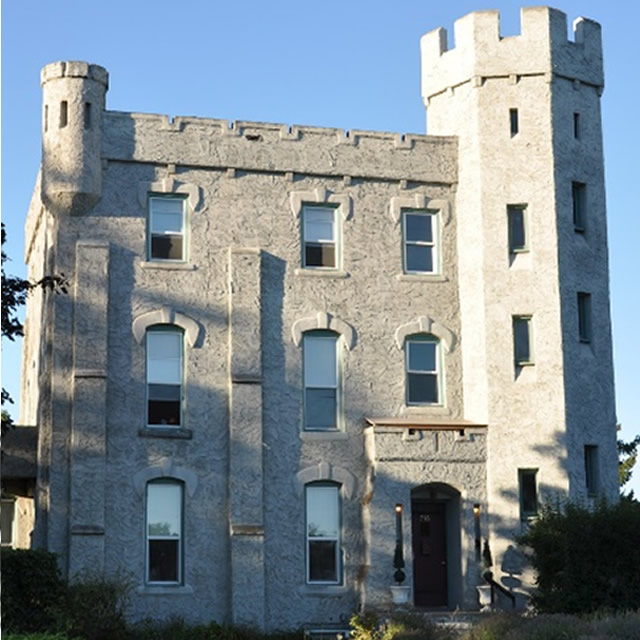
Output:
left=405, top=334, right=441, bottom=405
left=146, top=326, right=184, bottom=427
left=303, top=330, right=340, bottom=431
left=146, top=479, right=183, bottom=584
left=305, top=482, right=341, bottom=584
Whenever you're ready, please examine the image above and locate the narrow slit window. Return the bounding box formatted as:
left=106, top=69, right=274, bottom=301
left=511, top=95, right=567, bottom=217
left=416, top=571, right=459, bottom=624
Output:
left=584, top=445, right=599, bottom=495
left=507, top=205, right=528, bottom=253
left=510, top=108, right=519, bottom=137
left=572, top=182, right=587, bottom=232
left=44, top=105, right=49, bottom=132
left=518, top=469, right=538, bottom=520
left=513, top=316, right=533, bottom=366
left=573, top=112, right=580, bottom=139
left=84, top=102, right=92, bottom=129
left=59, top=101, right=68, bottom=128
left=577, top=292, right=592, bottom=343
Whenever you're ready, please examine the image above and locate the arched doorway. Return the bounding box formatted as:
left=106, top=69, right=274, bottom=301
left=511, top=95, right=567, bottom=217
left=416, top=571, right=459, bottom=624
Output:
left=411, top=483, right=461, bottom=608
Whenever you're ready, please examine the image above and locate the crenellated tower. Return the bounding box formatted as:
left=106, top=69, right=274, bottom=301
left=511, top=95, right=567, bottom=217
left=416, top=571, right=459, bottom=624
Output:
left=40, top=61, right=108, bottom=216
left=421, top=6, right=617, bottom=580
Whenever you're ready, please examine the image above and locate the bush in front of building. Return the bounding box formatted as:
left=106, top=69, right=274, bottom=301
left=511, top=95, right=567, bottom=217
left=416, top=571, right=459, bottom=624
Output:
left=1, top=548, right=66, bottom=633
left=518, top=496, right=640, bottom=614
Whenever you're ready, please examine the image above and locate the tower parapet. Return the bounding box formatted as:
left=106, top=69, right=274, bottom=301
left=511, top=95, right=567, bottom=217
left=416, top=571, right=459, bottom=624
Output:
left=421, top=7, right=603, bottom=104
left=41, top=61, right=108, bottom=216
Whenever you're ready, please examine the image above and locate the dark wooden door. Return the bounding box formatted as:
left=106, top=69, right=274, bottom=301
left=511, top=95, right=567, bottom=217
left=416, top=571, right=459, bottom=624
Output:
left=412, top=501, right=448, bottom=606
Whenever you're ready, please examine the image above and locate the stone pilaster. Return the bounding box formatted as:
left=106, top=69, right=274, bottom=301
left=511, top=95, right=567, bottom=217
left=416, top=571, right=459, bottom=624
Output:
left=228, top=247, right=265, bottom=627
left=69, top=241, right=109, bottom=576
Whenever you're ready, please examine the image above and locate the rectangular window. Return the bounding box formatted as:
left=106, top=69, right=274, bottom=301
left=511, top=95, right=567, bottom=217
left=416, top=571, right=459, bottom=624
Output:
left=84, top=102, right=92, bottom=129
left=584, top=445, right=599, bottom=495
left=148, top=196, right=186, bottom=261
left=304, top=333, right=338, bottom=430
left=518, top=469, right=538, bottom=520
left=510, top=108, right=519, bottom=137
left=59, top=101, right=68, bottom=128
left=403, top=210, right=438, bottom=274
left=572, top=182, right=586, bottom=232
left=147, top=481, right=182, bottom=583
left=573, top=112, right=580, bottom=139
left=507, top=205, right=527, bottom=253
left=147, top=329, right=183, bottom=427
left=306, top=484, right=340, bottom=584
left=577, top=292, right=592, bottom=343
left=1, top=498, right=15, bottom=547
left=303, top=205, right=337, bottom=268
left=406, top=337, right=440, bottom=405
left=513, top=316, right=533, bottom=366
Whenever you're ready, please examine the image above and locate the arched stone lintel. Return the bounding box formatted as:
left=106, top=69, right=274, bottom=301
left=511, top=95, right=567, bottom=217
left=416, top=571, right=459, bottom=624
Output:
left=394, top=315, right=457, bottom=353
left=289, top=188, right=352, bottom=221
left=132, top=307, right=202, bottom=347
left=293, top=462, right=357, bottom=499
left=389, top=196, right=451, bottom=226
left=291, top=312, right=356, bottom=350
left=133, top=460, right=198, bottom=497
left=138, top=177, right=203, bottom=211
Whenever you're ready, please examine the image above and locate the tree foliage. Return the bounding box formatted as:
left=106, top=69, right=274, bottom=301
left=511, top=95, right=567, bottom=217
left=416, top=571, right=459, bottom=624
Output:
left=1, top=223, right=67, bottom=432
left=619, top=434, right=640, bottom=489
left=518, top=498, right=640, bottom=613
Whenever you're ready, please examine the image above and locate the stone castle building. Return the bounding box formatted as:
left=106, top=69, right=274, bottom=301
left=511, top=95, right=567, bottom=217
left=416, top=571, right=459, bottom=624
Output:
left=20, top=6, right=618, bottom=630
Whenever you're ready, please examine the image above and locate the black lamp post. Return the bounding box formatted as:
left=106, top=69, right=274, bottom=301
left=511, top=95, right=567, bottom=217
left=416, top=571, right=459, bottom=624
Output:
left=393, top=503, right=405, bottom=584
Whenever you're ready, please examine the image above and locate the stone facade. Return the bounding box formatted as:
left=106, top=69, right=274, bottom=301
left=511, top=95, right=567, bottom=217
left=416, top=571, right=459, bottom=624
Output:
left=21, top=6, right=618, bottom=631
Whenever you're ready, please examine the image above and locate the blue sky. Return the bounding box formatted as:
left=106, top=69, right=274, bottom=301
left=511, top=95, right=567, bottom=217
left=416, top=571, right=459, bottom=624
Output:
left=2, top=1, right=639, bottom=494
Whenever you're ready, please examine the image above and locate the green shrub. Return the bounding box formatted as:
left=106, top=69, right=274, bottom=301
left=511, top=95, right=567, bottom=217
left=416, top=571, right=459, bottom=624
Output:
left=56, top=570, right=133, bottom=640
left=349, top=613, right=454, bottom=640
left=518, top=497, right=640, bottom=613
left=0, top=548, right=66, bottom=633
left=4, top=634, right=73, bottom=640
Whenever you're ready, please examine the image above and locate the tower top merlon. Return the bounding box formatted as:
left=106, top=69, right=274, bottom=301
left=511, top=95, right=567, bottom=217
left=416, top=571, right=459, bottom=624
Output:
left=421, top=6, right=603, bottom=103
left=41, top=61, right=109, bottom=89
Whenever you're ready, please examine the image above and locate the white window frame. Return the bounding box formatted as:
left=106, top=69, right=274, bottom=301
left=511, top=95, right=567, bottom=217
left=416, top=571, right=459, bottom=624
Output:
left=305, top=483, right=342, bottom=585
left=405, top=335, right=441, bottom=406
left=148, top=195, right=187, bottom=262
left=402, top=209, right=438, bottom=274
left=303, top=331, right=340, bottom=431
left=302, top=205, right=340, bottom=270
left=146, top=480, right=183, bottom=585
left=146, top=327, right=184, bottom=428
left=513, top=316, right=534, bottom=366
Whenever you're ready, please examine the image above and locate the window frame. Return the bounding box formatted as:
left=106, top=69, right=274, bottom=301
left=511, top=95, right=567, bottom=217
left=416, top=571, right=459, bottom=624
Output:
left=301, top=204, right=340, bottom=270
left=402, top=209, right=439, bottom=275
left=507, top=204, right=528, bottom=254
left=572, top=182, right=587, bottom=233
left=577, top=292, right=592, bottom=344
left=146, top=326, right=184, bottom=429
left=305, top=482, right=342, bottom=585
left=147, top=195, right=188, bottom=262
left=405, top=334, right=442, bottom=406
left=303, top=331, right=341, bottom=431
left=145, top=479, right=184, bottom=585
left=518, top=468, right=538, bottom=521
left=513, top=316, right=534, bottom=367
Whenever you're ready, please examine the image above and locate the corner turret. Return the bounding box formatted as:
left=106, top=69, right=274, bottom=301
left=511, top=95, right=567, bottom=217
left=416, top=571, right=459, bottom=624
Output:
left=40, top=61, right=108, bottom=216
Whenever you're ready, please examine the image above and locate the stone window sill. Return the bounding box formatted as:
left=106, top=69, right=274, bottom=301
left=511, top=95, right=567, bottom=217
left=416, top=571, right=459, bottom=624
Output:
left=300, top=431, right=349, bottom=442
left=299, top=584, right=348, bottom=597
left=137, top=584, right=193, bottom=595
left=140, top=261, right=196, bottom=271
left=138, top=427, right=193, bottom=440
left=294, top=268, right=350, bottom=279
left=395, top=273, right=447, bottom=283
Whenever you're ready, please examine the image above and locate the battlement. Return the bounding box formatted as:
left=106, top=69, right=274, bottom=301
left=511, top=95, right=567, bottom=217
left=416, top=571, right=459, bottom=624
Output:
left=421, top=6, right=603, bottom=101
left=41, top=61, right=108, bottom=88
left=102, top=111, right=458, bottom=184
